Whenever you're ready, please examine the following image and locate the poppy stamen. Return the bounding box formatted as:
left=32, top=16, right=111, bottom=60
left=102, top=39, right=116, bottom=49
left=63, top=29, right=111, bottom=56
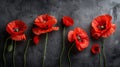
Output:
left=14, top=28, right=19, bottom=32
left=101, top=25, right=104, bottom=29
left=77, top=35, right=82, bottom=42
left=98, top=25, right=105, bottom=30
left=43, top=20, right=47, bottom=23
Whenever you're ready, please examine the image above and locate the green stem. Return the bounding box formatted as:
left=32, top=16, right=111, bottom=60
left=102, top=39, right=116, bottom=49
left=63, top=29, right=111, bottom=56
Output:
left=42, top=33, right=48, bottom=67
left=99, top=50, right=102, bottom=67
left=101, top=39, right=107, bottom=67
left=60, top=27, right=66, bottom=67
left=24, top=39, right=32, bottom=67
left=8, top=40, right=14, bottom=52
left=3, top=37, right=10, bottom=67
left=68, top=43, right=74, bottom=67
left=13, top=41, right=16, bottom=67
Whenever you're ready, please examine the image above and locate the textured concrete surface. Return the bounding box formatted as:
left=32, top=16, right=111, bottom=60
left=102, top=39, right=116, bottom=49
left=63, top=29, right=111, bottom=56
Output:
left=0, top=0, right=120, bottom=67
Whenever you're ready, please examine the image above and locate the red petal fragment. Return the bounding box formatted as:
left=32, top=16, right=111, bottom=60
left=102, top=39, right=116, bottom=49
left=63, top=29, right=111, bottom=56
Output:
left=33, top=36, right=40, bottom=45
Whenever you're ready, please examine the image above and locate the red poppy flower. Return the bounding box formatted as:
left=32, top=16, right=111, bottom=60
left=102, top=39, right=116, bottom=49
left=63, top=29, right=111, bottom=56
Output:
left=91, top=44, right=100, bottom=54
left=34, top=14, right=57, bottom=29
left=33, top=14, right=59, bottom=35
left=6, top=20, right=27, bottom=41
left=68, top=27, right=89, bottom=51
left=33, top=36, right=39, bottom=45
left=62, top=16, right=74, bottom=27
left=91, top=14, right=116, bottom=39
left=32, top=14, right=59, bottom=45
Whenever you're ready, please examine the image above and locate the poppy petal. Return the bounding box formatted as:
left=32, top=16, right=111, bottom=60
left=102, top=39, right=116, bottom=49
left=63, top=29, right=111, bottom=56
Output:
left=102, top=24, right=116, bottom=38
left=32, top=27, right=59, bottom=35
left=91, top=29, right=101, bottom=39
left=75, top=44, right=82, bottom=51
left=46, top=18, right=57, bottom=28
left=104, top=14, right=112, bottom=21
left=11, top=34, right=26, bottom=41
left=80, top=39, right=89, bottom=49
left=75, top=41, right=83, bottom=51
left=68, top=30, right=74, bottom=42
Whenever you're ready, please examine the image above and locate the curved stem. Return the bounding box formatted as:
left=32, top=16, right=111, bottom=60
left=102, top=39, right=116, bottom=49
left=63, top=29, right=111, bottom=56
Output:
left=68, top=43, right=74, bottom=67
left=3, top=37, right=10, bottom=67
left=24, top=39, right=32, bottom=67
left=60, top=27, right=66, bottom=67
left=101, top=39, right=107, bottom=67
left=42, top=33, right=48, bottom=67
left=13, top=41, right=16, bottom=67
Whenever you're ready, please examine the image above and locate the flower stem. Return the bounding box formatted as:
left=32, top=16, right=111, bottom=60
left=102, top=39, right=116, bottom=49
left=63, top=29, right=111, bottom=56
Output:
left=60, top=27, right=66, bottom=67
left=68, top=43, right=74, bottom=67
left=99, top=50, right=102, bottom=67
left=13, top=41, right=16, bottom=67
left=101, top=39, right=107, bottom=67
left=8, top=40, right=14, bottom=52
left=3, top=37, right=10, bottom=67
left=24, top=39, right=32, bottom=67
left=42, top=33, right=48, bottom=67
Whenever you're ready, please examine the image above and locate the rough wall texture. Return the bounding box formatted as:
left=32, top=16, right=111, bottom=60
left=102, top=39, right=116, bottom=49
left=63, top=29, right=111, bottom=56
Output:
left=0, top=0, right=120, bottom=67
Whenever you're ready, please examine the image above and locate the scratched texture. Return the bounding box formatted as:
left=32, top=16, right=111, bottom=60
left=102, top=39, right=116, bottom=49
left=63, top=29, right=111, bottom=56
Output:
left=0, top=0, right=120, bottom=67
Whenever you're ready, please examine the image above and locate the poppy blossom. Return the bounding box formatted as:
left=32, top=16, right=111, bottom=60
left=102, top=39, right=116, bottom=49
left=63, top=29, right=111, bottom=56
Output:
left=32, top=14, right=59, bottom=36
left=91, top=14, right=116, bottom=39
left=6, top=20, right=27, bottom=41
left=32, top=14, right=59, bottom=44
left=62, top=16, right=74, bottom=27
left=68, top=27, right=89, bottom=51
left=91, top=44, right=100, bottom=54
left=34, top=14, right=57, bottom=29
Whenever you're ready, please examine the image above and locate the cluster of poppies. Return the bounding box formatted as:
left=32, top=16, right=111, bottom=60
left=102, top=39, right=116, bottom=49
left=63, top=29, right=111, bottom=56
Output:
left=5, top=14, right=116, bottom=54
left=4, top=14, right=116, bottom=67
left=63, top=14, right=116, bottom=54
left=90, top=14, right=116, bottom=54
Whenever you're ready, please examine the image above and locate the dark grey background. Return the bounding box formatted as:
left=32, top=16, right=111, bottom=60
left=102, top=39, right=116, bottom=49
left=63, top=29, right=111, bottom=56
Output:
left=0, top=0, right=120, bottom=67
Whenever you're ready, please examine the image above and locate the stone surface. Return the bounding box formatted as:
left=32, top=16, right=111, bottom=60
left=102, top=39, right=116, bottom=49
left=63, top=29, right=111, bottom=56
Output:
left=0, top=0, right=120, bottom=67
